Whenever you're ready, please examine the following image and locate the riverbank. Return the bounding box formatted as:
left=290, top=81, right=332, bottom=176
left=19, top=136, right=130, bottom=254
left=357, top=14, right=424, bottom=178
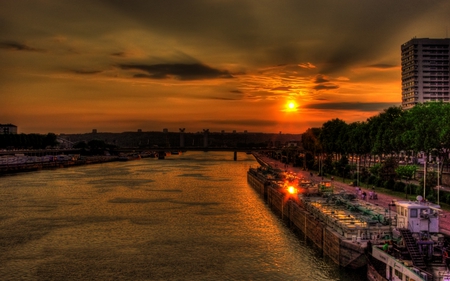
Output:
left=254, top=153, right=450, bottom=237
left=0, top=156, right=120, bottom=176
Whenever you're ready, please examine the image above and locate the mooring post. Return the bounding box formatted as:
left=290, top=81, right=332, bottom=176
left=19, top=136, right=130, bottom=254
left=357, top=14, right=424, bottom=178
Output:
left=234, top=151, right=237, bottom=161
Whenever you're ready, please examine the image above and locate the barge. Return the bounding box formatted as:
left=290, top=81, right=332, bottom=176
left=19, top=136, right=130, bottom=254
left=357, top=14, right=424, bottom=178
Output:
left=247, top=165, right=393, bottom=269
left=248, top=163, right=450, bottom=279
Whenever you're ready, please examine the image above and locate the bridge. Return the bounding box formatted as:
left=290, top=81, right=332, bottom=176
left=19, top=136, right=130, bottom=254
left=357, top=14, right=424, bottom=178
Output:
left=0, top=147, right=279, bottom=160
left=1, top=129, right=292, bottom=160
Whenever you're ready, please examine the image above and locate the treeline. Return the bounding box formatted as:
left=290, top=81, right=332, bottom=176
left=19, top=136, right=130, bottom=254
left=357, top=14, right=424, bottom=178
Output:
left=73, top=140, right=118, bottom=155
left=0, top=133, right=58, bottom=149
left=298, top=102, right=450, bottom=203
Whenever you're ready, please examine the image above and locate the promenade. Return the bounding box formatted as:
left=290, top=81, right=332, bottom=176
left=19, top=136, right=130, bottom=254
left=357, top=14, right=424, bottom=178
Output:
left=256, top=155, right=450, bottom=237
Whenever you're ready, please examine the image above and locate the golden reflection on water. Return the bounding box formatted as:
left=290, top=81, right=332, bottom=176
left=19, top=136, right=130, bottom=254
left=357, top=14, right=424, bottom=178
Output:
left=0, top=152, right=366, bottom=280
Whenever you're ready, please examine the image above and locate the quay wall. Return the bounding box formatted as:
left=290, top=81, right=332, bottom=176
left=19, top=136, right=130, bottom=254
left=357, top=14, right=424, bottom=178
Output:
left=0, top=156, right=119, bottom=175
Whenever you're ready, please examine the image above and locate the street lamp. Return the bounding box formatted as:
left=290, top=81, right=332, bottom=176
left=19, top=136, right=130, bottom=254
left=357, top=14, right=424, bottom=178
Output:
left=437, top=160, right=440, bottom=205
left=423, top=159, right=426, bottom=200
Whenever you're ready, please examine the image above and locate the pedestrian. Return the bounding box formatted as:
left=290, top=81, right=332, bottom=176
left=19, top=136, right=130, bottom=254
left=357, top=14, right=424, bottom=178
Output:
left=362, top=191, right=367, bottom=200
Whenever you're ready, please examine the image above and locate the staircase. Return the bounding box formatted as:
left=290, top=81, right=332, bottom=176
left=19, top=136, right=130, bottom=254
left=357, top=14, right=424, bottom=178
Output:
left=399, top=228, right=427, bottom=269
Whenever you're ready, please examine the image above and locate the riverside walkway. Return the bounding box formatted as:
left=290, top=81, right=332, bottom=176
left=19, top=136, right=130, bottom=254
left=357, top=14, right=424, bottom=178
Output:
left=256, top=155, right=450, bottom=237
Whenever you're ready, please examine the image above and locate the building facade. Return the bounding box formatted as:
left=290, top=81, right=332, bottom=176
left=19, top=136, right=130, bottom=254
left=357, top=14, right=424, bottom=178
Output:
left=0, top=124, right=18, bottom=134
left=401, top=38, right=450, bottom=109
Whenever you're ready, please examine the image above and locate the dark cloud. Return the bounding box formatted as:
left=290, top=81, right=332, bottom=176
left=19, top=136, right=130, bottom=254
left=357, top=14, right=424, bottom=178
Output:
left=119, top=63, right=233, bottom=80
left=208, top=96, right=241, bottom=101
left=313, top=84, right=339, bottom=90
left=314, top=75, right=329, bottom=84
left=111, top=52, right=126, bottom=57
left=230, top=90, right=242, bottom=94
left=72, top=70, right=103, bottom=75
left=304, top=102, right=400, bottom=111
left=271, top=86, right=291, bottom=91
left=366, top=64, right=398, bottom=69
left=313, top=74, right=338, bottom=90
left=0, top=41, right=45, bottom=52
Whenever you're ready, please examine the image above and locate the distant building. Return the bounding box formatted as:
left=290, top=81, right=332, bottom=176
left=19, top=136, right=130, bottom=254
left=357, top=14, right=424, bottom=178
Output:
left=401, top=38, right=450, bottom=109
left=0, top=124, right=17, bottom=134
left=92, top=129, right=97, bottom=134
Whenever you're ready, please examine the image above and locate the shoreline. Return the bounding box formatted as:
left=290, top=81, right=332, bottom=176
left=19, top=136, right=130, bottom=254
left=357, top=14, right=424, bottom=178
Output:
left=0, top=156, right=120, bottom=176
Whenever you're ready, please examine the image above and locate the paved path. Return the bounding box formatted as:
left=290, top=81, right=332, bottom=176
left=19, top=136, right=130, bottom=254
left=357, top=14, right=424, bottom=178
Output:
left=256, top=155, right=450, bottom=237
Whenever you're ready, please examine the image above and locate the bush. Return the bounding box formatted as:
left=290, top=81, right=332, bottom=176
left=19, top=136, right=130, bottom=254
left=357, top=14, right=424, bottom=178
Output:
left=367, top=175, right=378, bottom=185
left=426, top=194, right=436, bottom=203
left=415, top=186, right=424, bottom=197
left=439, top=192, right=450, bottom=204
left=394, top=181, right=406, bottom=192
left=376, top=178, right=384, bottom=188
left=384, top=179, right=396, bottom=190
left=405, top=183, right=418, bottom=196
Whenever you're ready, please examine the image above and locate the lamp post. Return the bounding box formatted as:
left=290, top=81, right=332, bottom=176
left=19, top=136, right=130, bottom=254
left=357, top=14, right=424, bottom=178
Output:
left=437, top=160, right=440, bottom=205
left=357, top=157, right=359, bottom=187
left=423, top=159, right=426, bottom=200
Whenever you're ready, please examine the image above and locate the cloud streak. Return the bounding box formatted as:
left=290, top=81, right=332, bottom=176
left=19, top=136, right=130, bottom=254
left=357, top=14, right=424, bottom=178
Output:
left=0, top=41, right=45, bottom=52
left=304, top=102, right=400, bottom=112
left=118, top=63, right=233, bottom=80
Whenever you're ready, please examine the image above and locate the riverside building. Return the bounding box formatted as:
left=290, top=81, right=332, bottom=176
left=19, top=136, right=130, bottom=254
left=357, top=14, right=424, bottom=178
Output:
left=401, top=38, right=450, bottom=109
left=0, top=124, right=17, bottom=134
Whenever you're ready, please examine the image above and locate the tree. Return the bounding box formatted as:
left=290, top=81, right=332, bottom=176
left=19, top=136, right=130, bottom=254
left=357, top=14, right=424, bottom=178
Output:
left=396, top=165, right=417, bottom=198
left=43, top=133, right=58, bottom=148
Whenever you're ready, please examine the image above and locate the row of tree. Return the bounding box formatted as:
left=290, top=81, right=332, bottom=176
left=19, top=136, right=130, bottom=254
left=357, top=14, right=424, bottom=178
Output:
left=0, top=133, right=58, bottom=149
left=302, top=102, right=450, bottom=169
left=297, top=102, right=450, bottom=203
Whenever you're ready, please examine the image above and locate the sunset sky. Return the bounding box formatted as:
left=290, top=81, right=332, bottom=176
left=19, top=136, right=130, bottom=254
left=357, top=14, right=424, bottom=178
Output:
left=1, top=0, right=450, bottom=134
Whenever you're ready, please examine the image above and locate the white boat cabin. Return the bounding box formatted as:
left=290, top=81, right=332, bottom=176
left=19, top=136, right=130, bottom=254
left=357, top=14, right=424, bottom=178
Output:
left=395, top=200, right=440, bottom=233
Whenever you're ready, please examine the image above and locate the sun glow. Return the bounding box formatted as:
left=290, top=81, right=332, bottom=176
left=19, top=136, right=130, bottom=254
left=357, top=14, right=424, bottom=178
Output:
left=284, top=100, right=298, bottom=112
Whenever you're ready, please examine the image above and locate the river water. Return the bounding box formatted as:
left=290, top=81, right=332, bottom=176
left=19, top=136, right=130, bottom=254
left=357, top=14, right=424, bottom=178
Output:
left=0, top=151, right=366, bottom=280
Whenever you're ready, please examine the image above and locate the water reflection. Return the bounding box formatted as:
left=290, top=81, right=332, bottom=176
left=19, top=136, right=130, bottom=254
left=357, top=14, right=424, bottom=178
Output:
left=0, top=152, right=366, bottom=280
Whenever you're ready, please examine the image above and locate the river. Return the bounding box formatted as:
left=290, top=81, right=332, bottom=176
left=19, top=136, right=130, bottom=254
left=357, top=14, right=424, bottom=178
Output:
left=0, top=151, right=366, bottom=280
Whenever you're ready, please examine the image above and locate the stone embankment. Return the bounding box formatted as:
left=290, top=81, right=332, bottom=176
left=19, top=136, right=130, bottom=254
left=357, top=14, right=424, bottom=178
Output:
left=0, top=156, right=119, bottom=175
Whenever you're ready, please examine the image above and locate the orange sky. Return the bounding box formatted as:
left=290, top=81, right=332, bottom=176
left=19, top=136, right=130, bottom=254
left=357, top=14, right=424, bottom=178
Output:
left=1, top=0, right=450, bottom=134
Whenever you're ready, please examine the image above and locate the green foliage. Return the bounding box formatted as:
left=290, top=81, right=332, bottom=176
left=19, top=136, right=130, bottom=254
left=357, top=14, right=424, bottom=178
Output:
left=369, top=163, right=382, bottom=177
left=379, top=157, right=398, bottom=181
left=396, top=165, right=417, bottom=181
left=393, top=181, right=406, bottom=192
left=367, top=175, right=378, bottom=185
left=376, top=178, right=384, bottom=188
left=384, top=179, right=396, bottom=190
left=406, top=183, right=418, bottom=196
left=426, top=194, right=436, bottom=202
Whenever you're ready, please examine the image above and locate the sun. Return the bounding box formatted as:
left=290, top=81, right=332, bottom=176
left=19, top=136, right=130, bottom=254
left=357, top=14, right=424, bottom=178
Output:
left=288, top=102, right=296, bottom=109
left=285, top=100, right=298, bottom=112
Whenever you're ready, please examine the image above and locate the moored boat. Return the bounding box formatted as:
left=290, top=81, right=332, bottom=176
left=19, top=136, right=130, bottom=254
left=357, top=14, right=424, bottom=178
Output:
left=247, top=165, right=394, bottom=269
left=367, top=198, right=450, bottom=281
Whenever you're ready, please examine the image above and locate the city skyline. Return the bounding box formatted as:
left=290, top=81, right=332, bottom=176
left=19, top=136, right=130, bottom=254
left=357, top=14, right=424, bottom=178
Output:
left=1, top=0, right=450, bottom=134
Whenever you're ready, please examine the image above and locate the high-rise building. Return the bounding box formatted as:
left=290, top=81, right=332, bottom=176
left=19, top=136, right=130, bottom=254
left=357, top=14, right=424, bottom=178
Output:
left=401, top=38, right=450, bottom=109
left=0, top=124, right=17, bottom=134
